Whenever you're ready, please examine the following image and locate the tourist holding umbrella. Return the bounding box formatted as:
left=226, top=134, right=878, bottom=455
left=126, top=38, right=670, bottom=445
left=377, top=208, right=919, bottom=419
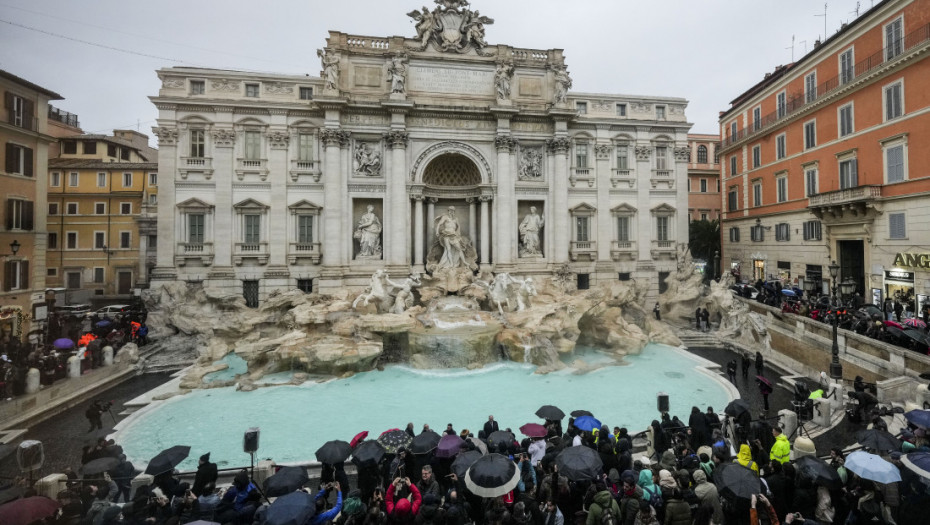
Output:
left=486, top=430, right=516, bottom=453
left=263, top=490, right=316, bottom=525
left=378, top=429, right=413, bottom=454
left=844, top=451, right=902, bottom=484
left=794, top=455, right=843, bottom=489
left=351, top=440, right=386, bottom=468
left=464, top=453, right=521, bottom=497
left=315, top=440, right=352, bottom=464
left=145, top=445, right=191, bottom=475
left=410, top=430, right=441, bottom=455
left=555, top=445, right=603, bottom=482
left=856, top=429, right=901, bottom=453
left=572, top=415, right=602, bottom=433
left=435, top=434, right=465, bottom=458
left=519, top=422, right=547, bottom=438
left=264, top=466, right=310, bottom=497
left=536, top=405, right=565, bottom=420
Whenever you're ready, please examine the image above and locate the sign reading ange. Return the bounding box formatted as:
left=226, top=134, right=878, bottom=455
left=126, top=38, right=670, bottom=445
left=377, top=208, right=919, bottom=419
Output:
left=892, top=252, right=930, bottom=269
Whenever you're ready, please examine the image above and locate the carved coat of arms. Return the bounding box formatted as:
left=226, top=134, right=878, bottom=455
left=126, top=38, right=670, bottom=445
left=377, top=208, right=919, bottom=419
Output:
left=407, top=0, right=494, bottom=53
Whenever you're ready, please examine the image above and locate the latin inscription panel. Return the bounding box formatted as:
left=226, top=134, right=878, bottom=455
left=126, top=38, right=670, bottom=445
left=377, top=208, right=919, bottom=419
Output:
left=408, top=65, right=494, bottom=96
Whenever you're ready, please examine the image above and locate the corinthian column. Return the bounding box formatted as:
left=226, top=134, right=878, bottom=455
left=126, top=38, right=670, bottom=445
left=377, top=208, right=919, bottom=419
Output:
left=320, top=128, right=350, bottom=267
left=495, top=134, right=516, bottom=267
left=413, top=195, right=424, bottom=269
left=548, top=137, right=571, bottom=264
left=383, top=130, right=410, bottom=267
left=480, top=195, right=491, bottom=267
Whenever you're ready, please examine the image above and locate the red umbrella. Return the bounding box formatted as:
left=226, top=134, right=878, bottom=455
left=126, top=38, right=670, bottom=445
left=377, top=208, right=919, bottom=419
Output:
left=350, top=431, right=369, bottom=449
left=519, top=423, right=548, bottom=438
left=884, top=320, right=904, bottom=329
left=755, top=375, right=773, bottom=387
left=0, top=496, right=61, bottom=525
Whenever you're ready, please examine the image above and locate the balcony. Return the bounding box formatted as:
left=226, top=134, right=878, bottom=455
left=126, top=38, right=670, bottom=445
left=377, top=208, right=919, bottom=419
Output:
left=179, top=157, right=214, bottom=179
left=610, top=240, right=637, bottom=261
left=235, top=158, right=269, bottom=180
left=175, top=242, right=214, bottom=267
left=650, top=169, right=675, bottom=190
left=610, top=169, right=635, bottom=188
left=808, top=185, right=882, bottom=221
left=234, top=242, right=269, bottom=265
left=289, top=159, right=322, bottom=182
left=650, top=240, right=676, bottom=260
left=570, top=167, right=594, bottom=188
left=569, top=240, right=597, bottom=261
left=288, top=242, right=322, bottom=265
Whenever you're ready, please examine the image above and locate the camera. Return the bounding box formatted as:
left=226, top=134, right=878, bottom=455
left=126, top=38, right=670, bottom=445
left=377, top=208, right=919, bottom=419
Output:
left=96, top=400, right=113, bottom=411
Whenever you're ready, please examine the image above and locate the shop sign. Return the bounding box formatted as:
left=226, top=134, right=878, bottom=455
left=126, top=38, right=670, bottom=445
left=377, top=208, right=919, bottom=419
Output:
left=884, top=270, right=914, bottom=280
left=892, top=252, right=930, bottom=269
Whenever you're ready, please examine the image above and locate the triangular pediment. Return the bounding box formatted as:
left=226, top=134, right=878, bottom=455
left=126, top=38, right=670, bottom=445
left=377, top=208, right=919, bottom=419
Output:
left=233, top=198, right=269, bottom=210
left=650, top=203, right=676, bottom=215
left=176, top=197, right=213, bottom=210
left=611, top=203, right=637, bottom=214
left=569, top=202, right=597, bottom=214
left=288, top=199, right=322, bottom=212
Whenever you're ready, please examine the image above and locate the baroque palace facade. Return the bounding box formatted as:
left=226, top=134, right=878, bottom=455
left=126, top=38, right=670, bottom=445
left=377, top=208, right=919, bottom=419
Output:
left=150, top=1, right=691, bottom=302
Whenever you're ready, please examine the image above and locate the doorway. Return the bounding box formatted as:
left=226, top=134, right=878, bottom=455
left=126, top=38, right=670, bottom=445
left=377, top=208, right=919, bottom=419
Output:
left=838, top=240, right=865, bottom=295
left=117, top=271, right=132, bottom=295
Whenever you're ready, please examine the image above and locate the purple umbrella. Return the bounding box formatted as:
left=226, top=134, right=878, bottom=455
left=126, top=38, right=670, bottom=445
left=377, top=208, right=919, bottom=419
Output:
left=435, top=434, right=464, bottom=458
left=52, top=338, right=75, bottom=350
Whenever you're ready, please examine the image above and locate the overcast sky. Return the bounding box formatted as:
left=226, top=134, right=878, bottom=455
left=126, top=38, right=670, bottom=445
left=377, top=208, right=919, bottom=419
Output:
left=1, top=0, right=873, bottom=141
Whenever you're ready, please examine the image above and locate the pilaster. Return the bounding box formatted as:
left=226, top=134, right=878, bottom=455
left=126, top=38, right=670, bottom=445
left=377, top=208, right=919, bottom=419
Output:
left=494, top=134, right=517, bottom=267
left=547, top=136, right=571, bottom=264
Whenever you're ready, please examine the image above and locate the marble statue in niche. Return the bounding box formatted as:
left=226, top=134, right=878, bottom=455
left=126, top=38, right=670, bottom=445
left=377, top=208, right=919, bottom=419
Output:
left=519, top=206, right=544, bottom=257
left=354, top=205, right=383, bottom=258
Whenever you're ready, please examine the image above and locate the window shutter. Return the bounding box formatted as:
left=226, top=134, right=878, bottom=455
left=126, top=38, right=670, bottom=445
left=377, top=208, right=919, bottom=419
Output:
left=23, top=147, right=33, bottom=177
left=22, top=200, right=34, bottom=231
left=850, top=159, right=858, bottom=186
left=3, top=261, right=11, bottom=291
left=19, top=260, right=28, bottom=289
left=22, top=99, right=34, bottom=130
left=3, top=92, right=12, bottom=124
left=890, top=214, right=906, bottom=238
left=5, top=143, right=15, bottom=173
left=5, top=200, right=12, bottom=230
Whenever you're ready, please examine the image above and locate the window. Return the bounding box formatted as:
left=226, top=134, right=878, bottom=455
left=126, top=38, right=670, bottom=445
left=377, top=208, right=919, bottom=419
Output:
left=245, top=83, right=260, bottom=97
left=576, top=102, right=587, bottom=114
left=728, top=188, right=738, bottom=211
left=5, top=199, right=34, bottom=230
left=189, top=214, right=205, bottom=244
left=120, top=202, right=132, bottom=215
left=575, top=143, right=588, bottom=168
left=656, top=216, right=669, bottom=242
left=839, top=158, right=858, bottom=189
left=776, top=175, right=787, bottom=203
left=66, top=271, right=80, bottom=288
left=889, top=212, right=906, bottom=239
left=48, top=232, right=58, bottom=249
left=66, top=202, right=78, bottom=215
left=107, top=144, right=116, bottom=157
left=752, top=145, right=761, bottom=168
left=94, top=232, right=106, bottom=249
left=84, top=142, right=97, bottom=155
left=120, top=147, right=129, bottom=161
left=618, top=272, right=631, bottom=281
left=840, top=48, right=855, bottom=84
left=122, top=172, right=132, bottom=187
left=700, top=179, right=707, bottom=193
left=95, top=202, right=106, bottom=215
left=729, top=227, right=740, bottom=242
left=297, top=133, right=313, bottom=161
left=51, top=172, right=60, bottom=187
left=655, top=105, right=665, bottom=120
left=804, top=120, right=816, bottom=149
left=47, top=268, right=57, bottom=277
left=7, top=94, right=28, bottom=129
left=244, top=215, right=261, bottom=243
left=884, top=81, right=903, bottom=120
left=616, top=103, right=627, bottom=116
left=97, top=172, right=107, bottom=187
left=298, top=215, right=314, bottom=243
left=244, top=131, right=261, bottom=160
left=616, top=143, right=629, bottom=170
left=753, top=107, right=761, bottom=130
left=729, top=121, right=737, bottom=141
left=655, top=146, right=667, bottom=170
left=885, top=142, right=906, bottom=183
left=729, top=156, right=737, bottom=176
left=701, top=213, right=708, bottom=221
left=688, top=180, right=691, bottom=192
left=697, top=145, right=707, bottom=164
left=48, top=202, right=59, bottom=215
left=775, top=223, right=790, bottom=241
left=575, top=217, right=589, bottom=242
left=66, top=232, right=77, bottom=249
left=885, top=17, right=903, bottom=61
left=299, top=87, right=313, bottom=100
left=805, top=167, right=818, bottom=196
left=839, top=104, right=854, bottom=137
left=120, top=231, right=131, bottom=249
left=617, top=216, right=630, bottom=242
left=297, top=279, right=313, bottom=292
left=803, top=220, right=822, bottom=241
left=5, top=144, right=34, bottom=176
left=93, top=268, right=105, bottom=284
left=776, top=134, right=786, bottom=160
left=777, top=91, right=787, bottom=118
left=3, top=260, right=29, bottom=291
left=190, top=130, right=205, bottom=158
left=62, top=140, right=77, bottom=154
left=752, top=181, right=762, bottom=207
left=751, top=225, right=764, bottom=242
left=190, top=80, right=205, bottom=95
left=149, top=173, right=157, bottom=186
left=149, top=194, right=158, bottom=205
left=805, top=72, right=817, bottom=103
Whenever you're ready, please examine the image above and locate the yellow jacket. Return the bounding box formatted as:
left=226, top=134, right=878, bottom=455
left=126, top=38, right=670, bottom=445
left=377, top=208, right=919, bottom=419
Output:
left=770, top=433, right=791, bottom=464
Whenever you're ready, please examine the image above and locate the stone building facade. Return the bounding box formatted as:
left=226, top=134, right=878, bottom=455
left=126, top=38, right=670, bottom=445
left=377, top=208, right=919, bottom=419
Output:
left=149, top=2, right=691, bottom=303
left=687, top=134, right=721, bottom=222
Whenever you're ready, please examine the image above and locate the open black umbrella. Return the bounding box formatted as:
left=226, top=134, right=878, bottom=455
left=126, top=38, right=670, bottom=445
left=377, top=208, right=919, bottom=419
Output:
left=351, top=440, right=386, bottom=468
left=435, top=434, right=465, bottom=459
left=263, top=466, right=310, bottom=497
left=795, top=455, right=843, bottom=489
left=724, top=399, right=751, bottom=418
left=264, top=490, right=316, bottom=525
left=714, top=463, right=763, bottom=501
left=464, top=453, right=520, bottom=497
left=315, top=440, right=352, bottom=464
left=555, top=445, right=603, bottom=482
left=570, top=410, right=594, bottom=418
left=410, top=431, right=441, bottom=455
left=145, top=445, right=190, bottom=475
left=377, top=429, right=413, bottom=454
left=856, top=429, right=901, bottom=452
left=536, top=405, right=565, bottom=420
left=80, top=457, right=121, bottom=476
left=467, top=436, right=488, bottom=455
left=487, top=431, right=516, bottom=452
left=451, top=450, right=483, bottom=478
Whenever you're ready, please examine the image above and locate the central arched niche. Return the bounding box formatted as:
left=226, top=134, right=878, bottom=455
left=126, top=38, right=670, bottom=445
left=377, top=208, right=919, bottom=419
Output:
left=422, top=153, right=481, bottom=189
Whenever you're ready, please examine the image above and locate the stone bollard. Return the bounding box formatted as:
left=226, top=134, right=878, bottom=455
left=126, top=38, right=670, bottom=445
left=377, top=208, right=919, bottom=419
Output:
left=67, top=356, right=81, bottom=378
left=253, top=460, right=276, bottom=487
left=25, top=368, right=41, bottom=394
left=828, top=382, right=844, bottom=412
left=36, top=473, right=67, bottom=499
left=778, top=409, right=797, bottom=440
left=102, top=346, right=114, bottom=366
left=812, top=398, right=832, bottom=427
left=916, top=384, right=930, bottom=409
left=130, top=473, right=154, bottom=500
left=791, top=435, right=816, bottom=461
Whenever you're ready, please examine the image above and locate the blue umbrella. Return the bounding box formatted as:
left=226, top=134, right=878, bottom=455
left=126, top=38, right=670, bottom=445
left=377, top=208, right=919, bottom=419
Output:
left=95, top=319, right=112, bottom=328
left=781, top=289, right=797, bottom=296
left=573, top=415, right=602, bottom=432
left=904, top=409, right=930, bottom=429
left=52, top=338, right=75, bottom=350
left=900, top=452, right=930, bottom=481
left=264, top=491, right=316, bottom=525
left=845, top=451, right=901, bottom=483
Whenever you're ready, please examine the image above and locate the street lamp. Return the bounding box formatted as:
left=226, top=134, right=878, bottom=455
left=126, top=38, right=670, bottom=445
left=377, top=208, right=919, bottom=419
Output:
left=713, top=250, right=720, bottom=281
left=828, top=260, right=843, bottom=381
left=1, top=240, right=21, bottom=256
left=840, top=277, right=857, bottom=303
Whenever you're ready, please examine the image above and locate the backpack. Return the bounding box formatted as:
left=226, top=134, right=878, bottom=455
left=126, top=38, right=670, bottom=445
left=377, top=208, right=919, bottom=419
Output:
left=599, top=504, right=618, bottom=525
left=643, top=486, right=663, bottom=510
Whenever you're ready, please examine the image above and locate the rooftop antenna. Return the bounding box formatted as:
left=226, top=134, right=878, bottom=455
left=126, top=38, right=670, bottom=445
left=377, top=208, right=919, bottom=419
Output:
left=814, top=3, right=828, bottom=42
left=786, top=34, right=796, bottom=61
left=851, top=1, right=860, bottom=17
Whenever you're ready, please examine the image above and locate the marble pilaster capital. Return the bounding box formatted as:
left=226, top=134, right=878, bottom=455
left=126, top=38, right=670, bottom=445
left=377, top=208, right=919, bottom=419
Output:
left=382, top=130, right=410, bottom=149
left=546, top=137, right=571, bottom=155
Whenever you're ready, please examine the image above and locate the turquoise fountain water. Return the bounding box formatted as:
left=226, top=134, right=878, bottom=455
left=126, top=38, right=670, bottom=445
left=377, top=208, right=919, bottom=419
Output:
left=116, top=343, right=731, bottom=470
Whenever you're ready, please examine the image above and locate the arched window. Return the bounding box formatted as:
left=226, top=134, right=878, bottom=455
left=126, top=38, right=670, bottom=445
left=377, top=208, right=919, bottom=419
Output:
left=697, top=145, right=708, bottom=164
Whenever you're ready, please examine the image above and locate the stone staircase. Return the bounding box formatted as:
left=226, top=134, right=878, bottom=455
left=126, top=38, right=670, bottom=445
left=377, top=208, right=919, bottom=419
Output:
left=677, top=329, right=722, bottom=349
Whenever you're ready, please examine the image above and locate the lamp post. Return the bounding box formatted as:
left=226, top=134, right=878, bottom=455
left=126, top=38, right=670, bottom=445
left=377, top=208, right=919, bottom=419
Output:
left=713, top=250, right=720, bottom=281
left=1, top=240, right=21, bottom=256
left=828, top=260, right=843, bottom=380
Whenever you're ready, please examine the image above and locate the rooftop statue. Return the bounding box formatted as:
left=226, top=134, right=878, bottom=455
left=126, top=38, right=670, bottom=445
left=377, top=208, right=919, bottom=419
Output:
left=407, top=0, right=494, bottom=53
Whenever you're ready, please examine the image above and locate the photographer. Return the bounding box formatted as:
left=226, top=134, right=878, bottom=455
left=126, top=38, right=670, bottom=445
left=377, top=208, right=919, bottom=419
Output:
left=85, top=400, right=107, bottom=433
left=311, top=481, right=344, bottom=525
left=386, top=477, right=421, bottom=524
